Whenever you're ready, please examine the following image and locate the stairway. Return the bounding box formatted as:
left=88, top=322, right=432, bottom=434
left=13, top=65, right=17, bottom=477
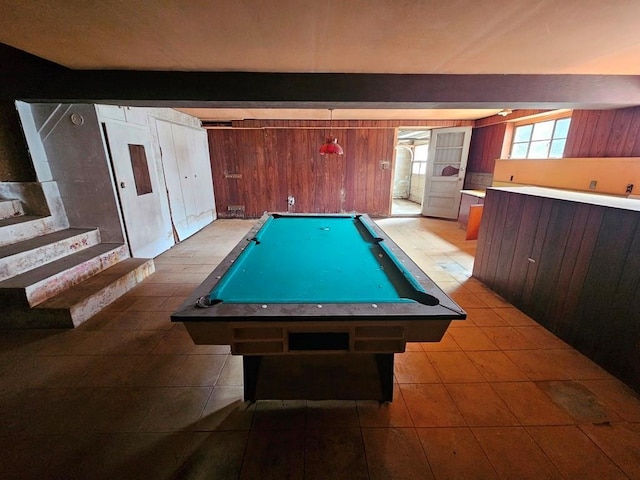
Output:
left=0, top=198, right=23, bottom=219
left=0, top=198, right=154, bottom=329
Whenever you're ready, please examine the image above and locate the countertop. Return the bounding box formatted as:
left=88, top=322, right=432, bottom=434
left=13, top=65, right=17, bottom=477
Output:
left=488, top=186, right=640, bottom=212
left=460, top=189, right=486, bottom=198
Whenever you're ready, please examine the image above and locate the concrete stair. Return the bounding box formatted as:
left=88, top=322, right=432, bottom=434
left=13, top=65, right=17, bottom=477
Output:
left=0, top=205, right=155, bottom=329
left=0, top=243, right=130, bottom=307
left=0, top=228, right=100, bottom=282
left=3, top=258, right=154, bottom=329
left=0, top=214, right=68, bottom=248
left=0, top=199, right=24, bottom=220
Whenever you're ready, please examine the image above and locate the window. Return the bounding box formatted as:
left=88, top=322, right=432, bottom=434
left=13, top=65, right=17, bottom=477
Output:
left=510, top=117, right=571, bottom=159
left=411, top=144, right=428, bottom=174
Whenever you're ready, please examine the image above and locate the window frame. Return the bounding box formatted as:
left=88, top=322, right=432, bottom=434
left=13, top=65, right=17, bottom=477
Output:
left=509, top=114, right=572, bottom=160
left=411, top=142, right=429, bottom=175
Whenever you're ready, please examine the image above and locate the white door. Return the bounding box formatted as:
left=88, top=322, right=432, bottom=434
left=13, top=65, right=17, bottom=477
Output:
left=186, top=127, right=216, bottom=223
left=421, top=126, right=472, bottom=218
left=104, top=121, right=175, bottom=258
left=156, top=119, right=215, bottom=241
left=156, top=119, right=189, bottom=240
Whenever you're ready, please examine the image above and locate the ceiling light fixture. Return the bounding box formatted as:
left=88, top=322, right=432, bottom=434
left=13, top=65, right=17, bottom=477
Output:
left=497, top=109, right=513, bottom=117
left=319, top=109, right=344, bottom=155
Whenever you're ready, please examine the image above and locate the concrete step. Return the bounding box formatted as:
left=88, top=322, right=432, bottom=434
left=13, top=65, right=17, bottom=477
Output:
left=2, top=258, right=155, bottom=329
left=0, top=243, right=130, bottom=307
left=0, top=199, right=24, bottom=220
left=0, top=214, right=65, bottom=248
left=0, top=228, right=100, bottom=282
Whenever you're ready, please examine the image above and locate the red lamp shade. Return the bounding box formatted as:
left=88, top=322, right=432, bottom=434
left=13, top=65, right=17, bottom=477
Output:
left=319, top=137, right=344, bottom=155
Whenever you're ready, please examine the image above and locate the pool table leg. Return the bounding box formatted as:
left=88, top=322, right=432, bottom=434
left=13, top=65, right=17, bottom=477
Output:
left=243, top=356, right=261, bottom=403
left=375, top=353, right=394, bottom=402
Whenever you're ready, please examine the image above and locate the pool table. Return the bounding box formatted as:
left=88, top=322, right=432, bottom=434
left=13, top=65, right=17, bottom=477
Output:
left=171, top=213, right=465, bottom=401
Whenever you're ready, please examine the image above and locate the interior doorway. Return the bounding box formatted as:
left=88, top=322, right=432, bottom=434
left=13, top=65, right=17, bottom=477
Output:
left=391, top=126, right=472, bottom=218
left=390, top=128, right=431, bottom=215
left=420, top=126, right=472, bottom=218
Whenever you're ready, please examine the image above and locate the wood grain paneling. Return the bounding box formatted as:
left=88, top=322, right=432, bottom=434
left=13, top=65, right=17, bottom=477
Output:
left=128, top=144, right=152, bottom=195
left=557, top=206, right=603, bottom=335
left=504, top=196, right=544, bottom=303
left=492, top=193, right=525, bottom=294
left=232, top=120, right=474, bottom=128
left=473, top=109, right=551, bottom=128
left=208, top=125, right=397, bottom=217
left=467, top=123, right=506, bottom=173
left=472, top=189, right=501, bottom=281
left=208, top=129, right=270, bottom=216
left=468, top=110, right=554, bottom=174
left=626, top=267, right=640, bottom=386
left=521, top=198, right=553, bottom=310
left=483, top=190, right=511, bottom=286
left=545, top=203, right=590, bottom=331
left=344, top=128, right=395, bottom=214
left=608, top=222, right=640, bottom=383
left=573, top=209, right=639, bottom=353
left=564, top=106, right=640, bottom=157
left=474, top=188, right=640, bottom=393
left=471, top=106, right=640, bottom=178
left=562, top=110, right=584, bottom=155
left=527, top=200, right=574, bottom=326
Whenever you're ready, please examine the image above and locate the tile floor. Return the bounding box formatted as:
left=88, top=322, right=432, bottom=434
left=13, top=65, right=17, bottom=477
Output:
left=1, top=217, right=639, bottom=479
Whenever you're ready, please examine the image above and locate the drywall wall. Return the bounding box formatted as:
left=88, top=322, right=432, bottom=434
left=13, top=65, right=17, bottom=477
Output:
left=493, top=157, right=640, bottom=196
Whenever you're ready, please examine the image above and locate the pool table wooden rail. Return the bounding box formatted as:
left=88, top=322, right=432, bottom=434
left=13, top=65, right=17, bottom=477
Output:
left=183, top=318, right=452, bottom=355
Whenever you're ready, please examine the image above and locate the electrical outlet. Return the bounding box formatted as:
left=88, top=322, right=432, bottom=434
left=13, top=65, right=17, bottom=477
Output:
left=626, top=184, right=634, bottom=194
left=589, top=180, right=597, bottom=190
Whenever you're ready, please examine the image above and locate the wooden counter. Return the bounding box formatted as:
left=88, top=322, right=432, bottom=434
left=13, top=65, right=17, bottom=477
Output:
left=458, top=189, right=486, bottom=228
left=473, top=186, right=640, bottom=392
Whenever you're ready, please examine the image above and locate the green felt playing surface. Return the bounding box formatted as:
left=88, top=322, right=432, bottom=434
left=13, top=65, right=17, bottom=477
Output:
left=208, top=215, right=429, bottom=304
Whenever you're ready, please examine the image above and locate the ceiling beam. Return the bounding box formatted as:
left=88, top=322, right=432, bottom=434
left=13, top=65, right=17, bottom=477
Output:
left=2, top=44, right=640, bottom=109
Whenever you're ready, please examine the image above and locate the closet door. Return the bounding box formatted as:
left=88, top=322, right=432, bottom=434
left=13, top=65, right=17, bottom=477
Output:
left=156, top=119, right=215, bottom=241
left=156, top=119, right=189, bottom=240
left=186, top=126, right=216, bottom=226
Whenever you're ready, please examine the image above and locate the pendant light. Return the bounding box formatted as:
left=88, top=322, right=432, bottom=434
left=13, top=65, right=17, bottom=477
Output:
left=319, top=108, right=344, bottom=155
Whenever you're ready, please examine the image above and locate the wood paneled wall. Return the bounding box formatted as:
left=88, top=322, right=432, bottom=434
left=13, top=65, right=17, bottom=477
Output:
left=208, top=127, right=396, bottom=218
left=208, top=120, right=474, bottom=218
left=208, top=107, right=640, bottom=216
left=467, top=110, right=550, bottom=173
left=564, top=106, right=640, bottom=157
left=233, top=120, right=472, bottom=129
left=467, top=123, right=506, bottom=173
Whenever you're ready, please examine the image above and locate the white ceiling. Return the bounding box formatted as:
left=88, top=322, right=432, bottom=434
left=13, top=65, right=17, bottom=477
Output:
left=2, top=0, right=639, bottom=121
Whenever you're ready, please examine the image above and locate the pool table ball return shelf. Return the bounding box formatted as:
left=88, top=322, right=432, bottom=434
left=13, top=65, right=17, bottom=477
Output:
left=171, top=213, right=466, bottom=402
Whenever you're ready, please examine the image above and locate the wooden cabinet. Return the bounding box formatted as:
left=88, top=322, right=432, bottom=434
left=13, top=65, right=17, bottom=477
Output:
left=474, top=187, right=640, bottom=392
left=458, top=190, right=485, bottom=228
